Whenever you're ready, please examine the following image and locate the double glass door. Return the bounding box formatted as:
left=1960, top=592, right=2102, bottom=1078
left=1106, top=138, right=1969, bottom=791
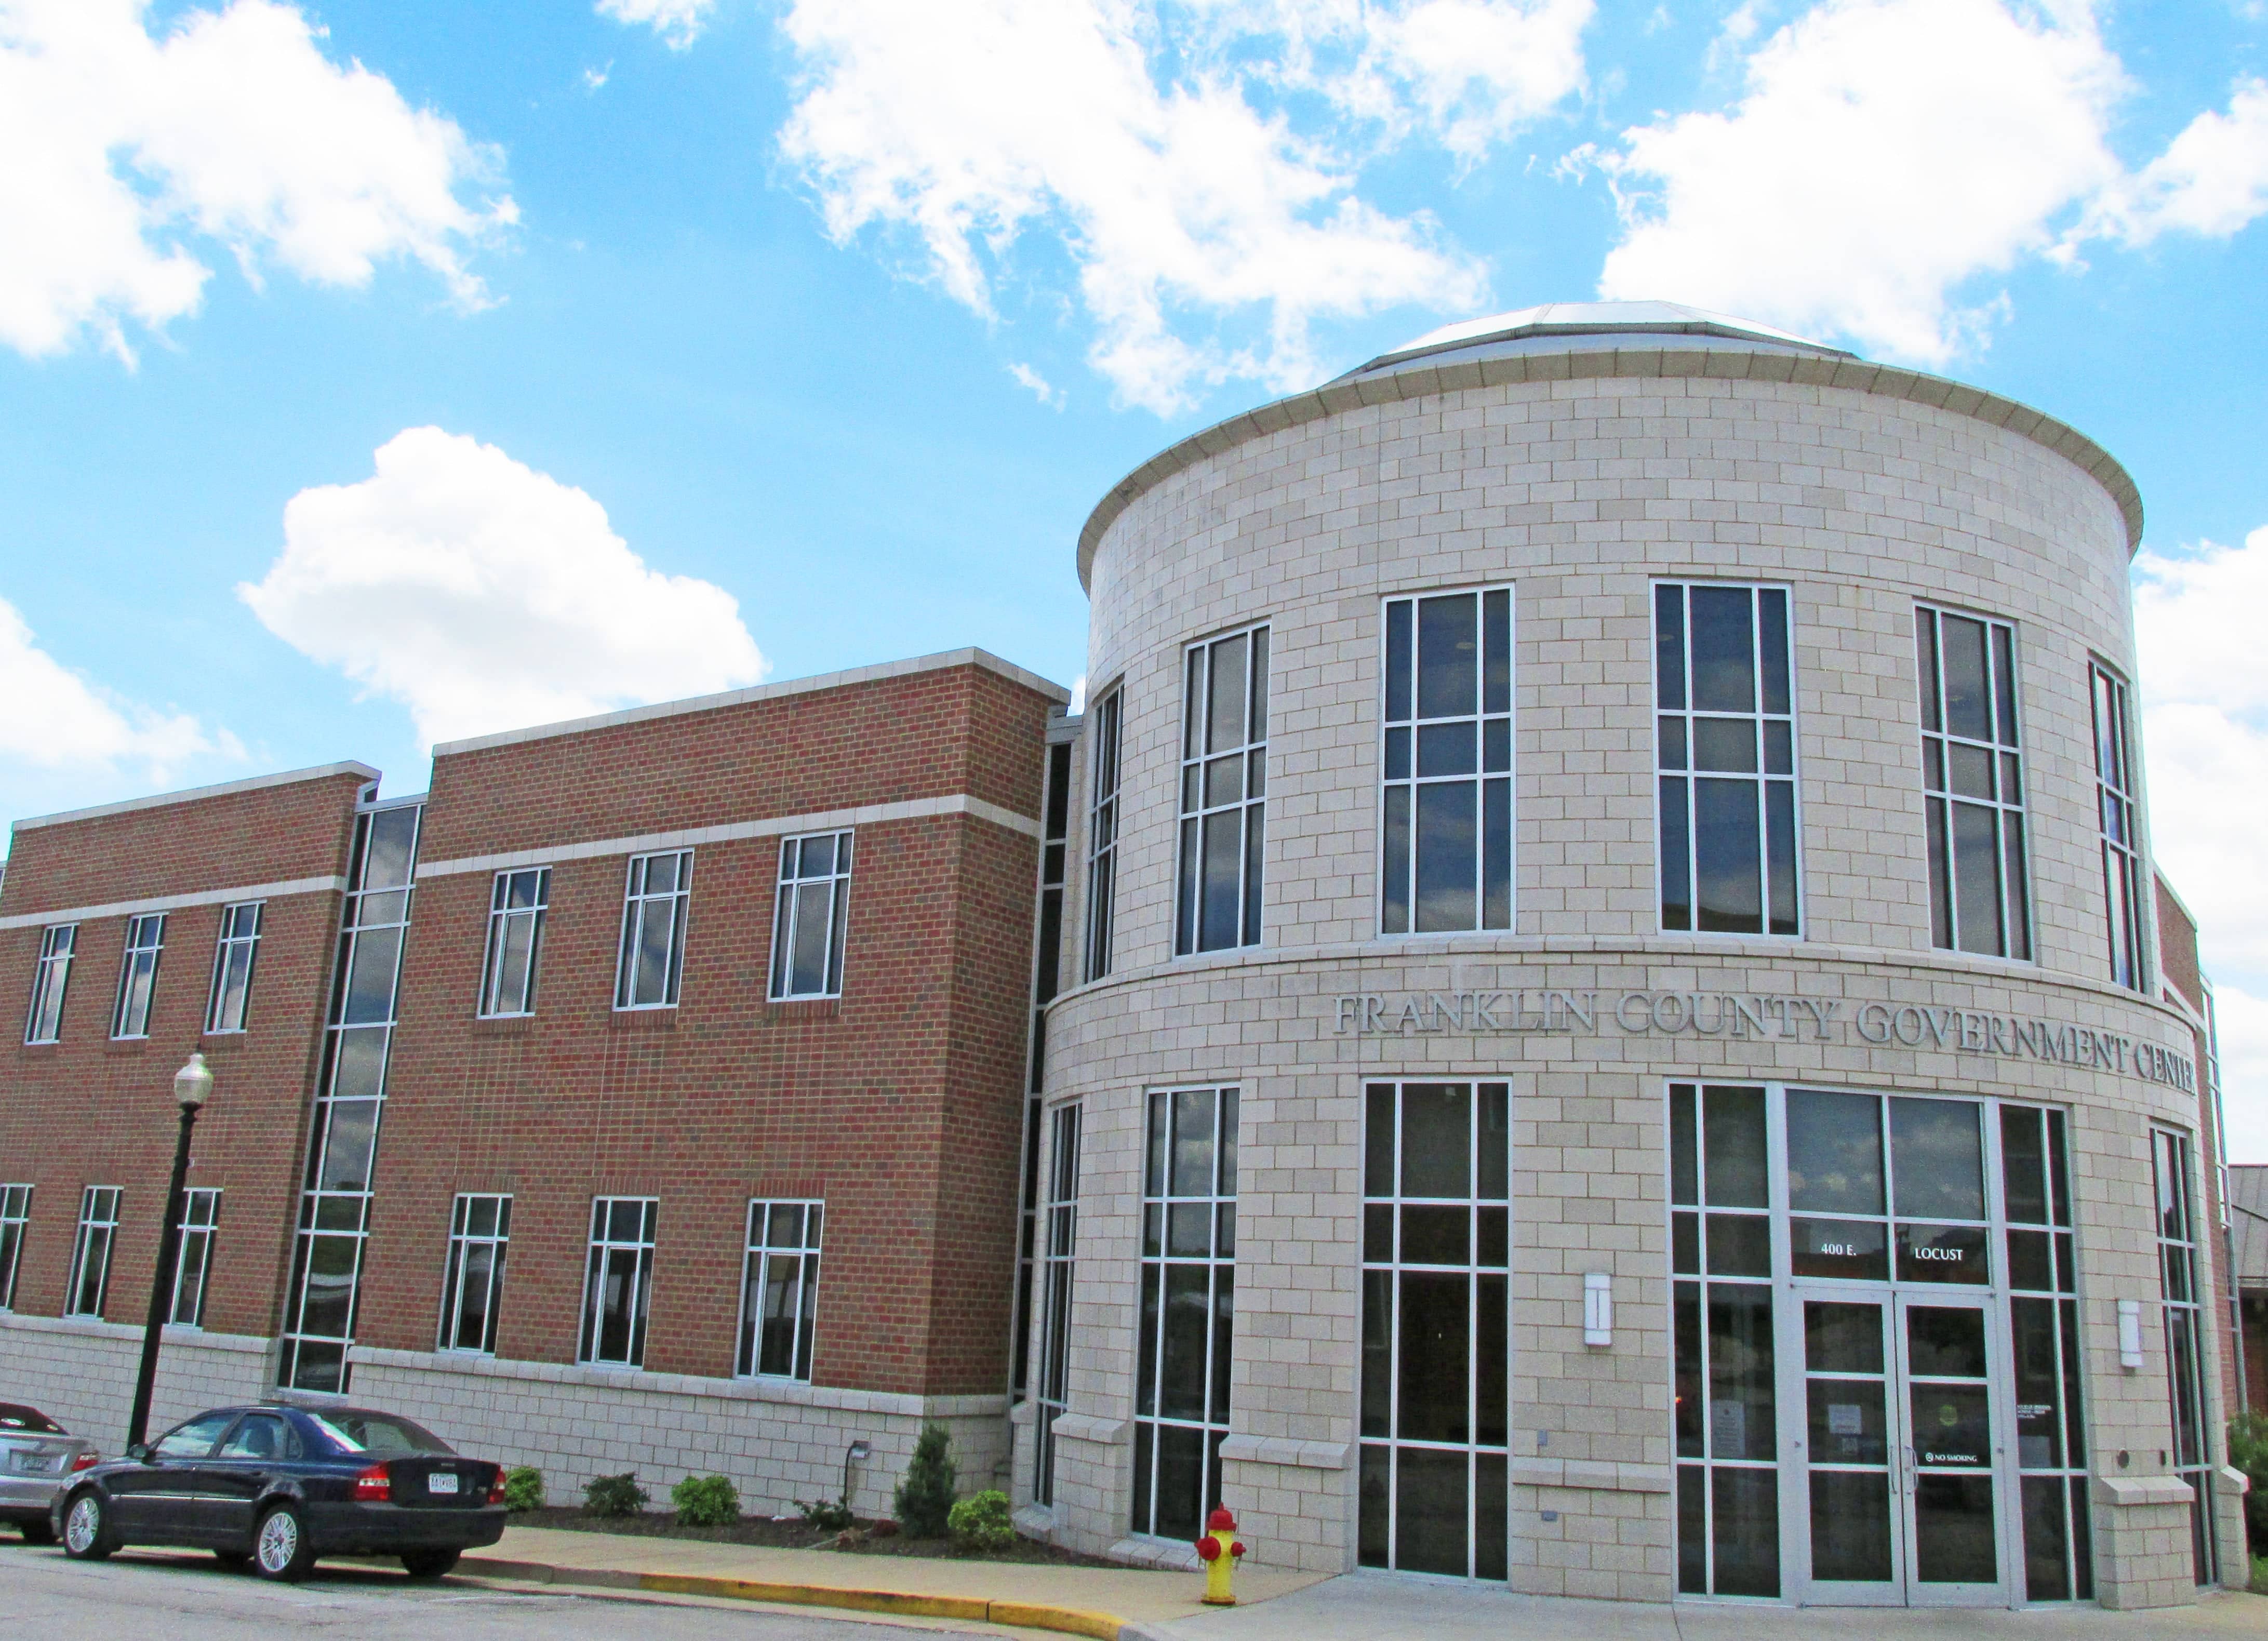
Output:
left=1799, top=1290, right=2007, bottom=1606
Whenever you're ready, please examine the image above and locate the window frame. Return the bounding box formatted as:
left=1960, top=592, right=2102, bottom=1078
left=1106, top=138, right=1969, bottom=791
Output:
left=1378, top=586, right=1516, bottom=937
left=1652, top=581, right=1803, bottom=940
left=1081, top=686, right=1123, bottom=983
left=436, top=1192, right=512, bottom=1354
left=0, top=1184, right=30, bottom=1311
left=735, top=1199, right=824, bottom=1381
left=769, top=831, right=854, bottom=1000
left=1175, top=627, right=1269, bottom=956
left=24, top=924, right=75, bottom=1045
left=579, top=1196, right=658, bottom=1368
left=1035, top=1102, right=1082, bottom=1507
left=614, top=850, right=693, bottom=1011
left=111, top=912, right=166, bottom=1040
left=65, top=1185, right=122, bottom=1320
left=1915, top=605, right=2032, bottom=962
left=2151, top=1127, right=2217, bottom=1585
left=478, top=869, right=551, bottom=1018
left=2090, top=661, right=2146, bottom=991
left=168, top=1188, right=221, bottom=1329
left=205, top=901, right=264, bottom=1034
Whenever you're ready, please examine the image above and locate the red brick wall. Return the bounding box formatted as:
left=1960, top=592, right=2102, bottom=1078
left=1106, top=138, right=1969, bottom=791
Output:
left=355, top=661, right=1055, bottom=1396
left=0, top=770, right=367, bottom=1335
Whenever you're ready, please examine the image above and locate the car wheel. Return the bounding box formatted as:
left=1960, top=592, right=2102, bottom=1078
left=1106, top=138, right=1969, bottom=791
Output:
left=61, top=1492, right=114, bottom=1560
left=252, top=1504, right=315, bottom=1582
left=20, top=1517, right=56, bottom=1545
left=213, top=1549, right=251, bottom=1571
left=400, top=1547, right=460, bottom=1579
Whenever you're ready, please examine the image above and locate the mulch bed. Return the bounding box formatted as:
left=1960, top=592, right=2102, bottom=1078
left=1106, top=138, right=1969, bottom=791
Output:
left=508, top=1506, right=1122, bottom=1567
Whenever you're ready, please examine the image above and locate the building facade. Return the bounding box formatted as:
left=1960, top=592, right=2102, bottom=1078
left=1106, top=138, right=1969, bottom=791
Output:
left=0, top=303, right=2251, bottom=1609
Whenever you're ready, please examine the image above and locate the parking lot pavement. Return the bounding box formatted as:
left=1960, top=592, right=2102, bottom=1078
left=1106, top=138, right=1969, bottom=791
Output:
left=1, top=1545, right=1002, bottom=1640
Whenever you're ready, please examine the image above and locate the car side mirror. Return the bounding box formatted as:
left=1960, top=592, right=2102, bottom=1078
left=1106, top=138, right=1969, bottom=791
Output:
left=126, top=1442, right=151, bottom=1463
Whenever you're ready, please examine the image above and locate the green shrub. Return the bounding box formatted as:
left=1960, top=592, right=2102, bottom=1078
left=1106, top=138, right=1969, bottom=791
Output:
left=672, top=1474, right=741, bottom=1528
left=798, top=1497, right=856, bottom=1531
left=2252, top=1554, right=2268, bottom=1598
left=583, top=1472, right=649, bottom=1517
left=893, top=1424, right=958, bottom=1539
left=948, top=1489, right=1015, bottom=1552
left=501, top=1466, right=545, bottom=1512
left=2230, top=1412, right=2268, bottom=1551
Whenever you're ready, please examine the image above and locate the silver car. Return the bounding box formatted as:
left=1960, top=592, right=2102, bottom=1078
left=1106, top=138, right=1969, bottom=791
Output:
left=1, top=1404, right=98, bottom=1543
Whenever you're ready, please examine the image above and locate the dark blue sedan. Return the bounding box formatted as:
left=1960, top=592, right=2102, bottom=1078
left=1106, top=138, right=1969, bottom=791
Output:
left=52, top=1404, right=505, bottom=1581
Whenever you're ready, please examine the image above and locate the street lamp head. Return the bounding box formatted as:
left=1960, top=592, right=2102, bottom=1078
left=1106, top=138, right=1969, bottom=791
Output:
left=172, top=1052, right=213, bottom=1111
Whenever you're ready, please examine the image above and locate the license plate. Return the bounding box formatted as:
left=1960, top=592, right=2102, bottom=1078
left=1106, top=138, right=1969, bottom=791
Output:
left=11, top=1454, right=56, bottom=1473
left=428, top=1472, right=459, bottom=1495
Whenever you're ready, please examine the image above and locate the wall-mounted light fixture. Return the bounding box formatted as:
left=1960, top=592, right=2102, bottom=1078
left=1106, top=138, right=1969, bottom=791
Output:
left=1583, top=1272, right=1613, bottom=1346
left=2117, top=1299, right=2144, bottom=1369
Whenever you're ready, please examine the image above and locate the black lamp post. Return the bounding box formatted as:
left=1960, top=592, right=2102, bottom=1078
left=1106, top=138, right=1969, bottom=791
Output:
left=126, top=1052, right=212, bottom=1450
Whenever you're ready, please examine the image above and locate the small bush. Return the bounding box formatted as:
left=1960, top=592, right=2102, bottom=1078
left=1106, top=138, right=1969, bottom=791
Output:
left=502, top=1466, right=545, bottom=1512
left=798, top=1497, right=856, bottom=1531
left=672, top=1474, right=741, bottom=1528
left=948, top=1489, right=1015, bottom=1552
left=893, top=1424, right=958, bottom=1539
left=583, top=1472, right=650, bottom=1517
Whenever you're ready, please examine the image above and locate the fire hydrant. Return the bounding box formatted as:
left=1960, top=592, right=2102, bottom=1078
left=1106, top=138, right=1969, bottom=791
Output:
left=1194, top=1506, right=1247, bottom=1605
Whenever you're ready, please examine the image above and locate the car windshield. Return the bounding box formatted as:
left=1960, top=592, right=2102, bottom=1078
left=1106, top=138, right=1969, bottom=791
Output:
left=305, top=1411, right=453, bottom=1456
left=0, top=1404, right=63, bottom=1434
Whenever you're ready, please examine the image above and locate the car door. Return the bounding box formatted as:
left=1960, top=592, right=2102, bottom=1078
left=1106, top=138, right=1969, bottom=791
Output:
left=194, top=1412, right=295, bottom=1547
left=109, top=1411, right=234, bottom=1540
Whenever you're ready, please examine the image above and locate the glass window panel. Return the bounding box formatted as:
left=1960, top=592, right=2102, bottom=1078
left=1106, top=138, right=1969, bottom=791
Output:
left=1897, top=1223, right=1990, bottom=1284
left=1810, top=1471, right=1892, bottom=1582
left=1692, top=718, right=1756, bottom=772
left=1656, top=584, right=1687, bottom=711
left=1790, top=1217, right=1888, bottom=1280
left=1809, top=1380, right=1890, bottom=1466
left=1417, top=594, right=1477, bottom=719
left=1401, top=1205, right=1470, bottom=1265
left=1416, top=721, right=1476, bottom=776
left=1758, top=589, right=1791, bottom=715
left=1398, top=1273, right=1471, bottom=1442
left=1999, top=1106, right=2047, bottom=1224
left=1704, top=1284, right=1775, bottom=1461
left=1658, top=715, right=1687, bottom=769
left=1365, top=1085, right=1395, bottom=1197
left=1710, top=1466, right=1781, bottom=1596
left=1381, top=786, right=1411, bottom=933
left=1385, top=601, right=1412, bottom=722
left=1890, top=1098, right=1985, bottom=1220
left=1400, top=1085, right=1471, bottom=1198
left=1941, top=615, right=1993, bottom=740
left=1693, top=778, right=1763, bottom=933
left=1669, top=1084, right=1697, bottom=1206
left=1701, top=1085, right=1768, bottom=1208
left=1395, top=1447, right=1470, bottom=1576
left=1482, top=589, right=1511, bottom=713
left=1705, top=1213, right=1770, bottom=1276
left=1659, top=777, right=1691, bottom=930
left=1689, top=586, right=1756, bottom=713
left=1207, top=634, right=1248, bottom=755
left=1916, top=608, right=1941, bottom=732
left=1786, top=1090, right=1884, bottom=1214
left=1804, top=1301, right=1885, bottom=1373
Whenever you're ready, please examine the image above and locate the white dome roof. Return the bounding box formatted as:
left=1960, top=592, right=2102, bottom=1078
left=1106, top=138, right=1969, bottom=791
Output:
left=1348, top=300, right=1852, bottom=378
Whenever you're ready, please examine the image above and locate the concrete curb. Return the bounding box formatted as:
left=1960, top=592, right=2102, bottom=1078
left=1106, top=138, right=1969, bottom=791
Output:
left=461, top=1555, right=1136, bottom=1639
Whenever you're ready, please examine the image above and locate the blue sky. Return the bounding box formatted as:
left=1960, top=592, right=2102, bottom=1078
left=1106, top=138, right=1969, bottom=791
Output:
left=4, top=0, right=2266, bottom=1150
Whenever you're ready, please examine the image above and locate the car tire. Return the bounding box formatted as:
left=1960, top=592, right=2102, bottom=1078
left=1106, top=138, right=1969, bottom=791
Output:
left=20, top=1517, right=56, bottom=1545
left=213, top=1549, right=251, bottom=1571
left=60, top=1491, right=115, bottom=1560
left=252, top=1504, right=315, bottom=1582
left=400, top=1547, right=460, bottom=1579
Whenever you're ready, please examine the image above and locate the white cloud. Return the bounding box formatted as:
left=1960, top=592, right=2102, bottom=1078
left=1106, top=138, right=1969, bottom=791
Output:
left=596, top=0, right=716, bottom=49
left=0, top=596, right=236, bottom=779
left=0, top=0, right=513, bottom=363
left=776, top=0, right=1585, bottom=412
left=239, top=428, right=767, bottom=748
left=2134, top=528, right=2268, bottom=1162
left=1584, top=2, right=2268, bottom=366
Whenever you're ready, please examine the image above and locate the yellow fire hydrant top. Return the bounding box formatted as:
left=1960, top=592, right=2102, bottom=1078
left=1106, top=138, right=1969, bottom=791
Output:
left=1195, top=1506, right=1247, bottom=1605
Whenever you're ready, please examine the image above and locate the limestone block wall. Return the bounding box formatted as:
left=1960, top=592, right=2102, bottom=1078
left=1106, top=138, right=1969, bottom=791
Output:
left=0, top=1314, right=272, bottom=1447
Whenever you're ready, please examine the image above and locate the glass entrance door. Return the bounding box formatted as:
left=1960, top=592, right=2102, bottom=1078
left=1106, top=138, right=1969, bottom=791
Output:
left=1896, top=1294, right=2004, bottom=1606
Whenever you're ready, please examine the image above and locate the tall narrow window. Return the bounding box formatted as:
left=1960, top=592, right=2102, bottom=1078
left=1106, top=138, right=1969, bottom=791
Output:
left=581, top=1197, right=658, bottom=1367
left=2092, top=664, right=2145, bottom=990
left=0, top=1185, right=30, bottom=1310
left=1132, top=1087, right=1237, bottom=1539
left=1176, top=629, right=1268, bottom=954
left=479, top=870, right=549, bottom=1017
left=1359, top=1082, right=1511, bottom=1580
left=737, top=1200, right=822, bottom=1380
left=616, top=850, right=692, bottom=1009
left=771, top=832, right=852, bottom=1000
left=206, top=902, right=263, bottom=1033
left=169, top=1188, right=220, bottom=1328
left=24, top=924, right=74, bottom=1044
left=111, top=913, right=166, bottom=1039
left=1656, top=584, right=1799, bottom=937
left=1669, top=1083, right=1779, bottom=1596
left=2152, top=1129, right=2216, bottom=1585
left=1380, top=589, right=1512, bottom=935
left=278, top=799, right=420, bottom=1394
left=438, top=1194, right=511, bottom=1354
left=2003, top=1105, right=2090, bottom=1601
left=1082, top=690, right=1122, bottom=982
left=1015, top=738, right=1074, bottom=1403
left=1917, top=608, right=2030, bottom=959
left=1035, top=1104, right=1081, bottom=1507
left=65, top=1186, right=122, bottom=1319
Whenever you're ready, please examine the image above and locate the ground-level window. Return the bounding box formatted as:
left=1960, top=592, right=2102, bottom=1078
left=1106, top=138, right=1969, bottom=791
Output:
left=1132, top=1087, right=1237, bottom=1539
left=0, top=1185, right=30, bottom=1309
left=1670, top=1083, right=2090, bottom=1604
left=169, top=1188, right=220, bottom=1328
left=438, top=1194, right=511, bottom=1354
left=1035, top=1104, right=1080, bottom=1507
left=1359, top=1082, right=1510, bottom=1579
left=2152, top=1128, right=2216, bottom=1585
left=1380, top=589, right=1512, bottom=935
left=580, top=1198, right=657, bottom=1367
left=65, top=1186, right=122, bottom=1319
left=738, top=1200, right=822, bottom=1380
